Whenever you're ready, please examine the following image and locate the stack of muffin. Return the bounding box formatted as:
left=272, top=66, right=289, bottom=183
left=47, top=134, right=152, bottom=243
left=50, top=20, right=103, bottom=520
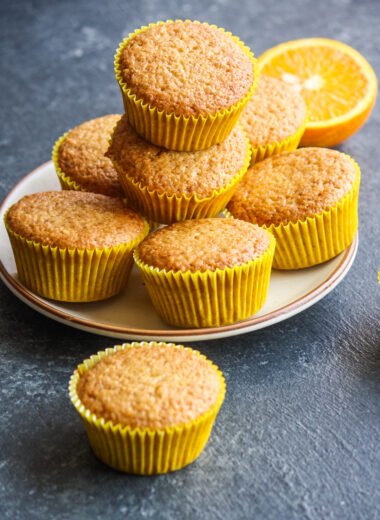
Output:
left=4, top=19, right=362, bottom=476
left=5, top=20, right=360, bottom=328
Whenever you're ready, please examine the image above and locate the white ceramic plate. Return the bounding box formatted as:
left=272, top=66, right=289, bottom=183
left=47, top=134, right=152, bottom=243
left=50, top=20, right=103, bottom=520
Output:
left=0, top=161, right=357, bottom=342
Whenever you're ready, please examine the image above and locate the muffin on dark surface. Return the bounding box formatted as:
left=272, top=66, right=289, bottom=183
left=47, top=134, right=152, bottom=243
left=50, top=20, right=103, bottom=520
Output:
left=70, top=341, right=226, bottom=474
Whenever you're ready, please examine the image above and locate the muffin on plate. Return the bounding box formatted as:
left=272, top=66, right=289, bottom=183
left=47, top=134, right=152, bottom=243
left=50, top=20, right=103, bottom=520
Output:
left=53, top=114, right=123, bottom=198
left=239, top=75, right=307, bottom=163
left=4, top=191, right=148, bottom=301
left=69, top=341, right=226, bottom=474
left=134, top=218, right=275, bottom=328
left=107, top=115, right=251, bottom=224
left=227, top=148, right=360, bottom=269
left=115, top=20, right=257, bottom=150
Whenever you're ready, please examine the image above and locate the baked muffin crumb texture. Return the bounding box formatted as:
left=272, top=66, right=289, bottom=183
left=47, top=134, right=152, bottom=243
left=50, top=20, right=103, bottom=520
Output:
left=77, top=344, right=222, bottom=429
left=119, top=21, right=255, bottom=117
left=6, top=191, right=146, bottom=249
left=228, top=148, right=358, bottom=227
left=240, top=75, right=307, bottom=147
left=57, top=114, right=123, bottom=198
left=137, top=218, right=271, bottom=272
left=107, top=116, right=249, bottom=198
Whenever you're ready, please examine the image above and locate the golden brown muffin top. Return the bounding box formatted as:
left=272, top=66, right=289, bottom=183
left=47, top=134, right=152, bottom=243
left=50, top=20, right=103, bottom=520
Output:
left=227, top=148, right=358, bottom=227
left=136, top=218, right=271, bottom=272
left=240, top=75, right=307, bottom=147
left=119, top=21, right=255, bottom=117
left=6, top=191, right=146, bottom=249
left=107, top=116, right=249, bottom=198
left=77, top=343, right=223, bottom=429
left=57, top=115, right=123, bottom=198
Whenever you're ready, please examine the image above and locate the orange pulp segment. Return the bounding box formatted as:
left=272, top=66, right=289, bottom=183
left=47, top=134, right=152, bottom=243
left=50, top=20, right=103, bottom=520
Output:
left=258, top=38, right=377, bottom=147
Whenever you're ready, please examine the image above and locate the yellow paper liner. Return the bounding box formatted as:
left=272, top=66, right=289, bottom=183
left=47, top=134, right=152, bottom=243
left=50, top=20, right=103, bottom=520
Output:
left=134, top=234, right=275, bottom=328
left=226, top=156, right=360, bottom=270
left=69, top=342, right=226, bottom=474
left=4, top=212, right=149, bottom=301
left=114, top=20, right=258, bottom=151
left=108, top=130, right=252, bottom=225
left=249, top=117, right=308, bottom=165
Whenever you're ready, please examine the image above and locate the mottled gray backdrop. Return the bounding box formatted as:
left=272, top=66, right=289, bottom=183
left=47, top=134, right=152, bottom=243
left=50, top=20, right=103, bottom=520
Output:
left=0, top=1, right=379, bottom=519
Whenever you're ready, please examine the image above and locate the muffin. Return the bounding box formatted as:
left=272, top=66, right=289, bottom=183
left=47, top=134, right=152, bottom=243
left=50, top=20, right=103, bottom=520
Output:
left=69, top=341, right=226, bottom=474
left=227, top=148, right=360, bottom=269
left=4, top=191, right=149, bottom=301
left=239, top=75, right=307, bottom=163
left=106, top=115, right=251, bottom=224
left=53, top=115, right=124, bottom=198
left=115, top=20, right=257, bottom=150
left=134, top=218, right=275, bottom=328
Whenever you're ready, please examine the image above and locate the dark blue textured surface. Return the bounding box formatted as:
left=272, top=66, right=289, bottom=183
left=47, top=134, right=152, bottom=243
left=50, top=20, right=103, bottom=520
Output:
left=0, top=1, right=379, bottom=518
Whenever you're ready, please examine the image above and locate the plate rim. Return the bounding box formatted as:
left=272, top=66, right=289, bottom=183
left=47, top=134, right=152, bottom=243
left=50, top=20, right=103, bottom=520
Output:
left=0, top=161, right=358, bottom=341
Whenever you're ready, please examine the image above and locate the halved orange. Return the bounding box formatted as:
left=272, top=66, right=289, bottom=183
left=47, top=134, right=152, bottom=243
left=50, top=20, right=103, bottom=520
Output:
left=258, top=38, right=377, bottom=147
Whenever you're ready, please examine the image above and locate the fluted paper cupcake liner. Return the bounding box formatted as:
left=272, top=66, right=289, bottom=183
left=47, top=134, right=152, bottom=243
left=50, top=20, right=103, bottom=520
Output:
left=108, top=132, right=251, bottom=225
left=134, top=234, right=275, bottom=328
left=249, top=117, right=307, bottom=165
left=226, top=156, right=360, bottom=269
left=114, top=20, right=258, bottom=151
left=4, top=213, right=149, bottom=301
left=69, top=342, right=226, bottom=474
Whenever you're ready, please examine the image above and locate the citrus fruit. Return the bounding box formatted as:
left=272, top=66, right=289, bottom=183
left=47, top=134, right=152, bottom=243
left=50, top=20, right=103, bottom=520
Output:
left=258, top=38, right=377, bottom=147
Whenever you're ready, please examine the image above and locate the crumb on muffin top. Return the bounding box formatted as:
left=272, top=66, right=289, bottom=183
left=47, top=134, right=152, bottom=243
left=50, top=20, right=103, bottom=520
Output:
left=6, top=191, right=147, bottom=249
left=136, top=218, right=272, bottom=273
left=107, top=116, right=249, bottom=198
left=118, top=20, right=255, bottom=117
left=227, top=148, right=358, bottom=227
left=57, top=115, right=123, bottom=198
left=77, top=343, right=223, bottom=429
left=240, top=75, right=307, bottom=147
